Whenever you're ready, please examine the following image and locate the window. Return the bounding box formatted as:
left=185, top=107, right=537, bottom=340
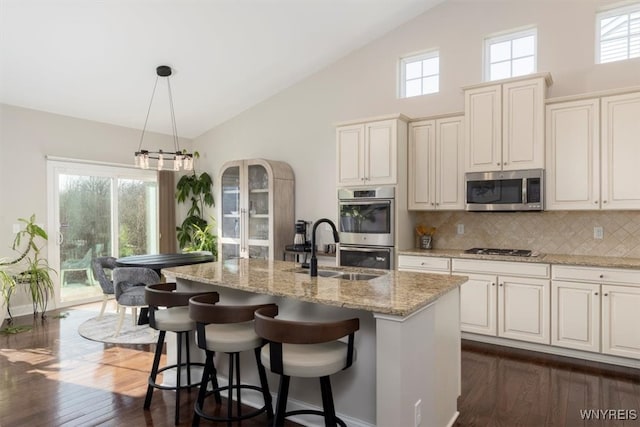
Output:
left=596, top=3, right=640, bottom=64
left=47, top=159, right=159, bottom=305
left=400, top=50, right=439, bottom=98
left=485, top=28, right=537, bottom=81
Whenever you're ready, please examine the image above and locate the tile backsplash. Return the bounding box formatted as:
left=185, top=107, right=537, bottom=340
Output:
left=412, top=211, right=640, bottom=258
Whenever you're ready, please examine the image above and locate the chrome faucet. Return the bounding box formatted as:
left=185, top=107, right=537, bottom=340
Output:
left=310, top=218, right=340, bottom=277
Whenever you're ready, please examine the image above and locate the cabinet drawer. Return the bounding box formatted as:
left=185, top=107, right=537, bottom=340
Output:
left=452, top=258, right=550, bottom=278
left=552, top=265, right=640, bottom=286
left=398, top=255, right=450, bottom=273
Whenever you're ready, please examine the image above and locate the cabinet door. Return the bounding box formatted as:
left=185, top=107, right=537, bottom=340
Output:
left=465, top=85, right=502, bottom=172
left=436, top=116, right=465, bottom=210
left=551, top=281, right=600, bottom=352
left=408, top=120, right=436, bottom=210
left=545, top=99, right=600, bottom=210
left=502, top=78, right=545, bottom=170
left=602, top=284, right=640, bottom=359
left=365, top=119, right=397, bottom=185
left=498, top=276, right=550, bottom=344
left=218, top=162, right=243, bottom=260
left=246, top=162, right=270, bottom=260
left=336, top=124, right=364, bottom=186
left=460, top=273, right=497, bottom=336
left=601, top=91, right=640, bottom=210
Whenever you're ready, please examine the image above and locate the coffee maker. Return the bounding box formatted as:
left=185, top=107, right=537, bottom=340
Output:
left=294, top=220, right=309, bottom=246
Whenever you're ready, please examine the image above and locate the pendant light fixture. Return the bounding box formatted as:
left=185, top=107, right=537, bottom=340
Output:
left=135, top=65, right=194, bottom=171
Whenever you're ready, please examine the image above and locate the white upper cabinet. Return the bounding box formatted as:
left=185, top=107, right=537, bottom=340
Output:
left=546, top=90, right=640, bottom=210
left=601, top=91, right=640, bottom=209
left=464, top=74, right=550, bottom=172
left=336, top=117, right=407, bottom=186
left=408, top=115, right=464, bottom=210
left=546, top=99, right=600, bottom=210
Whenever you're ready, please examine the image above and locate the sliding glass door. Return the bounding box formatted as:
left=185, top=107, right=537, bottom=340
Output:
left=47, top=160, right=158, bottom=306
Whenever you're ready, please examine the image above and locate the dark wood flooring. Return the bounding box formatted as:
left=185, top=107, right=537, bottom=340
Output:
left=1, top=303, right=639, bottom=426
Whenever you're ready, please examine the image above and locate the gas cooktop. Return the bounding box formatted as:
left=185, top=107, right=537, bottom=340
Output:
left=464, top=248, right=535, bottom=257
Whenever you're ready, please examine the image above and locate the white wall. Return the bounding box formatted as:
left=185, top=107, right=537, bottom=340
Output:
left=193, top=0, right=640, bottom=244
left=0, top=104, right=191, bottom=310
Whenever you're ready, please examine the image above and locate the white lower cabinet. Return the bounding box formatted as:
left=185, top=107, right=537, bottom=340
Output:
left=460, top=274, right=496, bottom=335
left=601, top=284, right=640, bottom=359
left=551, top=265, right=640, bottom=360
left=551, top=280, right=600, bottom=352
left=453, top=259, right=550, bottom=345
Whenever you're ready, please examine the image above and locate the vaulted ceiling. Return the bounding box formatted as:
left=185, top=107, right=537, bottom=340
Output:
left=0, top=0, right=444, bottom=138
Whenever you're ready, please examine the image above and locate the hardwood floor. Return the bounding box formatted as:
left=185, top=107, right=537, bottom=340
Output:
left=455, top=341, right=640, bottom=427
left=1, top=303, right=639, bottom=426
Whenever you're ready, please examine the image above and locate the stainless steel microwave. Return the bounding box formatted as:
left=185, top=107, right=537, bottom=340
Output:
left=465, top=169, right=544, bottom=211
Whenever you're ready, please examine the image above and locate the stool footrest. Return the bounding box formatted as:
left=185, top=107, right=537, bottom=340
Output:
left=284, top=409, right=347, bottom=427
left=194, top=384, right=271, bottom=422
left=147, top=362, right=205, bottom=391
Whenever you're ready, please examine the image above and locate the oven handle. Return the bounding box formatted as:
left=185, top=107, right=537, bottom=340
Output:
left=339, top=200, right=392, bottom=206
left=339, top=246, right=392, bottom=253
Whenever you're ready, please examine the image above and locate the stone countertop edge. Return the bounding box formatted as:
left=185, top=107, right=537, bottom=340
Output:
left=398, top=248, right=640, bottom=270
left=161, top=259, right=468, bottom=317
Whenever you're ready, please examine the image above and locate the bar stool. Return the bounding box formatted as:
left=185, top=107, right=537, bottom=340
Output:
left=188, top=294, right=276, bottom=426
left=144, top=283, right=218, bottom=424
left=254, top=306, right=359, bottom=427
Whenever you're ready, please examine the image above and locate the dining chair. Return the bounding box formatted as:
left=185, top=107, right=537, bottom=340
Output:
left=112, top=267, right=160, bottom=336
left=91, top=256, right=117, bottom=319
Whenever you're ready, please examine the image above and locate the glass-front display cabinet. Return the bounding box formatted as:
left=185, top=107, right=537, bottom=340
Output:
left=218, top=159, right=294, bottom=260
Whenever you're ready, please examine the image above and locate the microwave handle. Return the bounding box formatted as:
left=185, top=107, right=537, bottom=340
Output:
left=522, top=178, right=528, bottom=203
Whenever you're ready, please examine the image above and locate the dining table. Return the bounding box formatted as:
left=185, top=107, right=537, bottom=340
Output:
left=115, top=251, right=214, bottom=276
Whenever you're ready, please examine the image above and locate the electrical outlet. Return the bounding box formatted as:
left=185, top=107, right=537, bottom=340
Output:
left=12, top=224, right=21, bottom=233
left=414, top=399, right=422, bottom=426
left=594, top=226, right=604, bottom=240
left=457, top=224, right=464, bottom=235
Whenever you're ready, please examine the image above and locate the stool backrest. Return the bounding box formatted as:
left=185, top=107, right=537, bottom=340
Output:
left=145, top=283, right=217, bottom=308
left=189, top=294, right=277, bottom=324
left=254, top=306, right=359, bottom=344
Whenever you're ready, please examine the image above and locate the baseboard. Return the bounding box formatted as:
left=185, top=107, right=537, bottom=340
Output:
left=213, top=375, right=374, bottom=427
left=462, top=333, right=640, bottom=369
left=445, top=411, right=460, bottom=427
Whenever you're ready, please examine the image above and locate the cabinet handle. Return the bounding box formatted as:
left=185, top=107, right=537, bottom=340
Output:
left=594, top=201, right=598, bottom=204
left=595, top=292, right=599, bottom=296
left=599, top=274, right=604, bottom=279
left=491, top=283, right=495, bottom=286
left=499, top=283, right=503, bottom=287
left=496, top=162, right=500, bottom=166
left=604, top=293, right=609, bottom=296
left=503, top=162, right=507, bottom=166
left=603, top=200, right=607, bottom=204
left=431, top=202, right=435, bottom=206
left=421, top=262, right=426, bottom=266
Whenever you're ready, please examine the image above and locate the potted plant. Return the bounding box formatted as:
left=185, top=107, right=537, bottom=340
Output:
left=0, top=215, right=56, bottom=323
left=175, top=153, right=218, bottom=258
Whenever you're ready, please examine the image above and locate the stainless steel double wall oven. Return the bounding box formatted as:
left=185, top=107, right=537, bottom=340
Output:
left=337, top=186, right=394, bottom=270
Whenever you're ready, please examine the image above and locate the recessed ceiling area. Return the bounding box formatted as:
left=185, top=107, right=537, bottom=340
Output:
left=0, top=0, right=444, bottom=138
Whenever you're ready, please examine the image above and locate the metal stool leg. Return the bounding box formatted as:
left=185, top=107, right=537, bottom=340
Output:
left=273, top=375, right=290, bottom=427
left=255, top=347, right=274, bottom=419
left=144, top=330, right=166, bottom=409
left=320, top=376, right=337, bottom=427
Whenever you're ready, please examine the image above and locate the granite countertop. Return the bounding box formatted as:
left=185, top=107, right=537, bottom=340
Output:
left=162, top=259, right=467, bottom=317
left=398, top=248, right=640, bottom=270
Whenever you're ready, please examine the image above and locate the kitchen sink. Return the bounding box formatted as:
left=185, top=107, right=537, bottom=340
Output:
left=285, top=267, right=383, bottom=281
left=333, top=273, right=382, bottom=281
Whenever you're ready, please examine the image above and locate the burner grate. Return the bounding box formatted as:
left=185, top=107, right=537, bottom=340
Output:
left=465, top=247, right=533, bottom=257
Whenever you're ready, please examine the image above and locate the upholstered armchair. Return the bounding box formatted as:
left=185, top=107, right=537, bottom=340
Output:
left=112, top=267, right=160, bottom=336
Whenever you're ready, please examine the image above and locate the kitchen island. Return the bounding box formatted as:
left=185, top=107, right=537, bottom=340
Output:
left=163, top=259, right=468, bottom=427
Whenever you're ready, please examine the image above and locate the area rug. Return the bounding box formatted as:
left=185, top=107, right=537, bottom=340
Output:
left=78, top=313, right=158, bottom=344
